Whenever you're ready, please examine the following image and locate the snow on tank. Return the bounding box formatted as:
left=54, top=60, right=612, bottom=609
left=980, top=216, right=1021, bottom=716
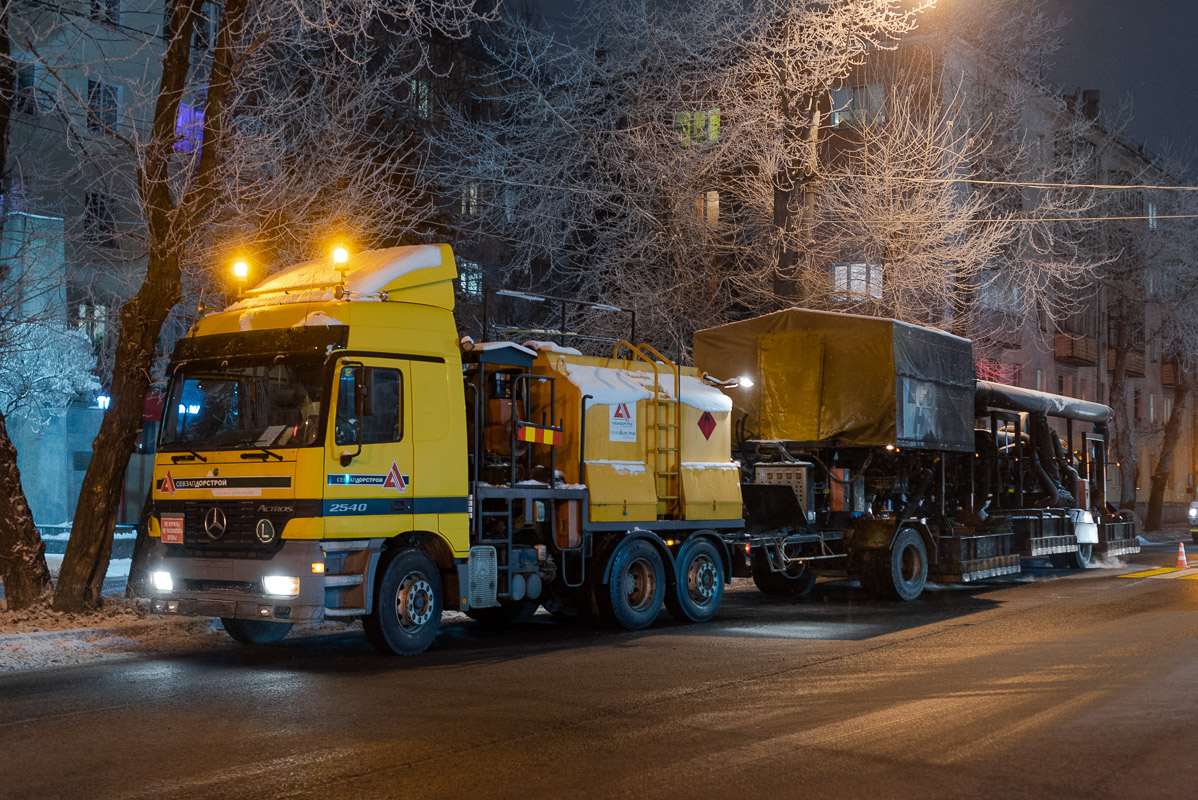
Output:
left=561, top=362, right=733, bottom=413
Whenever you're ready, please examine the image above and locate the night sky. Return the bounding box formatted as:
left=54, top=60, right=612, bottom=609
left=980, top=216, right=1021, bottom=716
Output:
left=1048, top=0, right=1198, bottom=163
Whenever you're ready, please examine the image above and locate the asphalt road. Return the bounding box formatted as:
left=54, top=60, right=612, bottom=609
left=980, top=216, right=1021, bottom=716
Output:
left=5, top=542, right=1198, bottom=800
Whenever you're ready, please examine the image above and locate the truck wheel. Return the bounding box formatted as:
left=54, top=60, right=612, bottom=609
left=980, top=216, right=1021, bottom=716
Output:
left=600, top=539, right=665, bottom=630
left=666, top=539, right=725, bottom=623
left=363, top=549, right=442, bottom=655
left=875, top=528, right=928, bottom=601
left=220, top=617, right=292, bottom=645
left=466, top=600, right=539, bottom=625
left=751, top=548, right=815, bottom=597
left=1065, top=543, right=1093, bottom=569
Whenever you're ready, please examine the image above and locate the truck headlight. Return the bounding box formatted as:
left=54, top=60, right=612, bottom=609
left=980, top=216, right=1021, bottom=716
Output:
left=262, top=575, right=300, bottom=597
left=1190, top=507, right=1197, bottom=519
left=151, top=571, right=174, bottom=592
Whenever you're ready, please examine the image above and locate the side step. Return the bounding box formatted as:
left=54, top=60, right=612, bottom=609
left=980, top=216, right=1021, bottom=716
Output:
left=931, top=554, right=1021, bottom=583
left=323, top=607, right=366, bottom=618
left=1027, top=535, right=1077, bottom=557
left=1096, top=538, right=1140, bottom=558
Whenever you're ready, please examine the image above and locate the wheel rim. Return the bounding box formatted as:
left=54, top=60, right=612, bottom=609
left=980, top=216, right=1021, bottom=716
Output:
left=686, top=554, right=718, bottom=604
left=623, top=557, right=657, bottom=611
left=900, top=543, right=924, bottom=586
left=395, top=572, right=434, bottom=632
left=1077, top=543, right=1093, bottom=563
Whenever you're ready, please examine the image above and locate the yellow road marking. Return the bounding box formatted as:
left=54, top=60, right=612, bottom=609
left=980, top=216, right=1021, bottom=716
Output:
left=1120, top=567, right=1180, bottom=578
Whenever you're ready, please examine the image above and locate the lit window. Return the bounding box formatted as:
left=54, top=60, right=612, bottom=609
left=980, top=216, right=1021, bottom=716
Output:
left=830, top=261, right=882, bottom=300
left=1147, top=201, right=1158, bottom=231
left=694, top=191, right=719, bottom=228
left=460, top=184, right=479, bottom=217
left=1149, top=393, right=1156, bottom=424
left=676, top=108, right=720, bottom=148
left=457, top=259, right=483, bottom=299
left=77, top=302, right=110, bottom=346
left=410, top=79, right=430, bottom=120
left=829, top=83, right=886, bottom=127
left=87, top=79, right=120, bottom=132
left=174, top=101, right=204, bottom=153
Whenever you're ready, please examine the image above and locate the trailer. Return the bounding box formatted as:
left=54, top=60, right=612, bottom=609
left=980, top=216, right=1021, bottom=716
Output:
left=694, top=308, right=1138, bottom=601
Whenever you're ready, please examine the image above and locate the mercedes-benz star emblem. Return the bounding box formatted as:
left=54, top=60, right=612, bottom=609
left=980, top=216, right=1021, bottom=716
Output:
left=203, top=507, right=227, bottom=540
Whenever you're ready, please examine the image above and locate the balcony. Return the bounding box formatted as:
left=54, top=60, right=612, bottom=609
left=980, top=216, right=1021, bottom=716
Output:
left=1054, top=332, right=1098, bottom=366
left=1162, top=362, right=1177, bottom=387
left=1107, top=348, right=1146, bottom=377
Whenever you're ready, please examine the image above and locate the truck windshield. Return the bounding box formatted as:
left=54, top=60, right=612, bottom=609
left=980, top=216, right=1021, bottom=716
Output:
left=160, top=356, right=329, bottom=451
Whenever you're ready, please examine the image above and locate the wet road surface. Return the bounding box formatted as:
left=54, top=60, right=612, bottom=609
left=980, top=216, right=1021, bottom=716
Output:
left=5, top=541, right=1198, bottom=799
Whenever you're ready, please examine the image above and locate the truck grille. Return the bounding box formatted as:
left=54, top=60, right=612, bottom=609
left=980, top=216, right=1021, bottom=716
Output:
left=156, top=499, right=318, bottom=559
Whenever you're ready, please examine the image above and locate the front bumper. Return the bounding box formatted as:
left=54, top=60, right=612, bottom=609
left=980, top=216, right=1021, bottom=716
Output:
left=146, top=540, right=328, bottom=624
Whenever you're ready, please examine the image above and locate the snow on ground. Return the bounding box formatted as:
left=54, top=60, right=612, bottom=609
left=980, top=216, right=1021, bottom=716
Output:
left=0, top=553, right=362, bottom=673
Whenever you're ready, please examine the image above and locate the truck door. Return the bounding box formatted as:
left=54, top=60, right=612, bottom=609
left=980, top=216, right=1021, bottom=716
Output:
left=324, top=358, right=414, bottom=537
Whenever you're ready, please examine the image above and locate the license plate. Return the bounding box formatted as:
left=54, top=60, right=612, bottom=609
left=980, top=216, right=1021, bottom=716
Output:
left=160, top=513, right=185, bottom=544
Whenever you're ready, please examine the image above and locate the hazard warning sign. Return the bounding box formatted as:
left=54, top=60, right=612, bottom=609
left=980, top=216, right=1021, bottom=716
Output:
left=609, top=402, right=637, bottom=443
left=382, top=461, right=409, bottom=493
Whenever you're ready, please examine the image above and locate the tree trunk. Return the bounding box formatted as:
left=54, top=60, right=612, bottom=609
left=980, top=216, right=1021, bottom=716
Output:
left=53, top=283, right=180, bottom=611
left=1107, top=297, right=1138, bottom=511
left=53, top=0, right=214, bottom=612
left=0, top=411, right=52, bottom=609
left=125, top=486, right=155, bottom=598
left=1146, top=366, right=1191, bottom=530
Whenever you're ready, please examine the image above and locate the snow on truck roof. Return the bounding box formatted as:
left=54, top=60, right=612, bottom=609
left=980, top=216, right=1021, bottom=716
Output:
left=227, top=245, right=446, bottom=311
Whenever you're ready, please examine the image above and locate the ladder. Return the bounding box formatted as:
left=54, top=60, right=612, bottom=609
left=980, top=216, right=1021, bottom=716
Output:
left=614, top=341, right=682, bottom=519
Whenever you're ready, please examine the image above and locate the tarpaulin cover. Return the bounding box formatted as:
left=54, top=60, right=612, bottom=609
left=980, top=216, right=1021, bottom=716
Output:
left=693, top=308, right=975, bottom=452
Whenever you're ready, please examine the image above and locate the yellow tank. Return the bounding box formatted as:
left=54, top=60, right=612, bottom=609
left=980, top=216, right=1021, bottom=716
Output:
left=524, top=343, right=741, bottom=524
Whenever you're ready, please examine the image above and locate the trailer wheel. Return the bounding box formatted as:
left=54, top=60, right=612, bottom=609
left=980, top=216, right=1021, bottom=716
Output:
left=363, top=548, right=442, bottom=655
left=600, top=539, right=665, bottom=630
left=220, top=618, right=292, bottom=645
left=751, top=548, right=815, bottom=597
left=1054, top=543, right=1093, bottom=570
left=875, top=528, right=928, bottom=601
left=666, top=539, right=725, bottom=623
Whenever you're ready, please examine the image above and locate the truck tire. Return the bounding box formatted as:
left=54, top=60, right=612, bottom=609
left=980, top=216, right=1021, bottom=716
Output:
left=600, top=539, right=665, bottom=630
left=220, top=617, right=292, bottom=645
left=874, top=528, right=928, bottom=601
left=666, top=538, right=725, bottom=623
left=466, top=600, right=539, bottom=625
left=1053, top=543, right=1093, bottom=570
left=751, top=548, right=815, bottom=597
left=363, top=548, right=443, bottom=655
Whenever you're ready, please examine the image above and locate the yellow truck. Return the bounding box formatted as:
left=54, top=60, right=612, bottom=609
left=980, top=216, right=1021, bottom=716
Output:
left=146, top=245, right=743, bottom=654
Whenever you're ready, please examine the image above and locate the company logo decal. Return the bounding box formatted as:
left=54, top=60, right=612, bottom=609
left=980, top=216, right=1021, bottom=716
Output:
left=154, top=475, right=292, bottom=491
left=162, top=470, right=177, bottom=497
left=327, top=461, right=410, bottom=493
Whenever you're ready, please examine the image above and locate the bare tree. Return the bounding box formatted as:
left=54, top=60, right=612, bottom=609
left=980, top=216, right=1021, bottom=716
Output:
left=435, top=0, right=935, bottom=356
left=52, top=0, right=499, bottom=612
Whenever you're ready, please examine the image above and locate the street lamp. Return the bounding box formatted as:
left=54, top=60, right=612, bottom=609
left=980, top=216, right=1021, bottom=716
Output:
left=232, top=260, right=249, bottom=281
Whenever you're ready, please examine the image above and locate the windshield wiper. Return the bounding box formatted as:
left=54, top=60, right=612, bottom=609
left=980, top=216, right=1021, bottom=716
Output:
left=171, top=448, right=208, bottom=463
left=240, top=445, right=284, bottom=461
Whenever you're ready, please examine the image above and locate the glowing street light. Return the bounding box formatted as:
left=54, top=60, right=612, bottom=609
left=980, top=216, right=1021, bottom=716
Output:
left=333, top=246, right=349, bottom=265
left=232, top=260, right=249, bottom=281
